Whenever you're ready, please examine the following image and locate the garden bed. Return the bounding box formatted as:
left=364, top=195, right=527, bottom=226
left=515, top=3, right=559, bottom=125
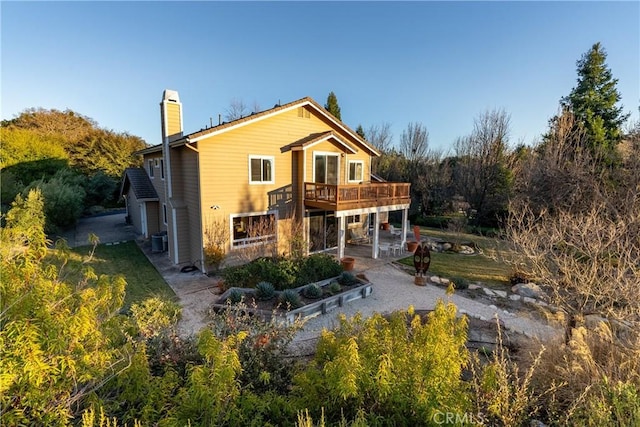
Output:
left=213, top=275, right=373, bottom=323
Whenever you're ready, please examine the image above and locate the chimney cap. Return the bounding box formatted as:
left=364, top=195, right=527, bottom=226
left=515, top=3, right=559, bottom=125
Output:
left=162, top=89, right=180, bottom=103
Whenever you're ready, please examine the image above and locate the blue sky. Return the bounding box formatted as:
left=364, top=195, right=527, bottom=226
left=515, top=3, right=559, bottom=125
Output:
left=2, top=1, right=638, bottom=151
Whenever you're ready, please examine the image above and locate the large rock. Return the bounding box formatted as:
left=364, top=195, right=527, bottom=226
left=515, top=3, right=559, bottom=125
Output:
left=511, top=282, right=547, bottom=299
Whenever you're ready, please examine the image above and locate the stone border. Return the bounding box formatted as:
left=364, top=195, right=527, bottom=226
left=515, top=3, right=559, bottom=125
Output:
left=213, top=276, right=373, bottom=323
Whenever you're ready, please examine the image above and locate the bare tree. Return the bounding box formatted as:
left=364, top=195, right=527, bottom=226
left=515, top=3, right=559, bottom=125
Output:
left=509, top=107, right=640, bottom=343
left=366, top=122, right=394, bottom=153
left=453, top=109, right=512, bottom=226
left=399, top=122, right=429, bottom=161
left=225, top=98, right=249, bottom=122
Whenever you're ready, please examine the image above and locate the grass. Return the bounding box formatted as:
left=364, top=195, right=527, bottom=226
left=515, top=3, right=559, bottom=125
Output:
left=56, top=241, right=176, bottom=308
left=399, top=226, right=512, bottom=288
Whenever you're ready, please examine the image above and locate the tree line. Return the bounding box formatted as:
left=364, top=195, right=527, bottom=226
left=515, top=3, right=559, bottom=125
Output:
left=1, top=108, right=147, bottom=232
left=328, top=43, right=635, bottom=231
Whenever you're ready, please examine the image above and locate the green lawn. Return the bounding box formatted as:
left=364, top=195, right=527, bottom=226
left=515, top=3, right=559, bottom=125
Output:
left=398, top=226, right=513, bottom=288
left=59, top=241, right=176, bottom=308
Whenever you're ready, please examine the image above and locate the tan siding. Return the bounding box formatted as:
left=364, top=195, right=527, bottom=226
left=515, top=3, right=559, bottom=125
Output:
left=166, top=103, right=182, bottom=138
left=146, top=202, right=160, bottom=236
left=126, top=191, right=142, bottom=234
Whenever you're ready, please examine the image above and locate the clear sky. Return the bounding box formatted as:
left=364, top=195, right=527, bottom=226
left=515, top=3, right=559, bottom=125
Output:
left=2, top=1, right=638, bottom=151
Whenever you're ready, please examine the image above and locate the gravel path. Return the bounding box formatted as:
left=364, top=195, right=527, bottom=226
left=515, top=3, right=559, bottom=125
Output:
left=291, top=262, right=561, bottom=354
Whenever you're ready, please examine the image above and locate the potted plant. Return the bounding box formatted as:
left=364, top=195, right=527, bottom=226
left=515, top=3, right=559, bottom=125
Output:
left=406, top=241, right=419, bottom=253
left=340, top=257, right=355, bottom=271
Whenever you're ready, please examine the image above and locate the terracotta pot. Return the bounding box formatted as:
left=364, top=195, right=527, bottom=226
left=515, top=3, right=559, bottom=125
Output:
left=340, top=257, right=355, bottom=271
left=381, top=222, right=390, bottom=231
left=406, top=241, right=419, bottom=253
left=414, top=274, right=427, bottom=286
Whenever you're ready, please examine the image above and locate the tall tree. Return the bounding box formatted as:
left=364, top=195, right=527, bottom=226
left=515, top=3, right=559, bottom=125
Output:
left=324, top=91, right=342, bottom=120
left=561, top=42, right=629, bottom=161
left=454, top=109, right=512, bottom=226
left=355, top=124, right=365, bottom=139
left=366, top=122, right=393, bottom=154
left=399, top=122, right=429, bottom=161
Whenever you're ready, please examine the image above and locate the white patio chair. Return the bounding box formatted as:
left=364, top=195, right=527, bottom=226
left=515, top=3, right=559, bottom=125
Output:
left=379, top=242, right=390, bottom=257
left=389, top=224, right=402, bottom=236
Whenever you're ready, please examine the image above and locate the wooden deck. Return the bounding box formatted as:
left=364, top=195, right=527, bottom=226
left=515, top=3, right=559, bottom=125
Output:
left=304, top=182, right=411, bottom=211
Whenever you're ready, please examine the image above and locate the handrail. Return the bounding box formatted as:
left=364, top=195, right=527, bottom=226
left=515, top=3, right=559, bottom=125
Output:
left=304, top=182, right=410, bottom=206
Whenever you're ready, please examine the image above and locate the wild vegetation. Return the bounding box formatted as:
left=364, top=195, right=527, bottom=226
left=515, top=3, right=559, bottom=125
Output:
left=2, top=43, right=639, bottom=425
left=1, top=108, right=146, bottom=231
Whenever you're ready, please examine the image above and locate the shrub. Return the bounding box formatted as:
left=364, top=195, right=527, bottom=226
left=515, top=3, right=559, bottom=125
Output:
left=222, top=265, right=254, bottom=288
left=328, top=281, right=342, bottom=295
left=209, top=302, right=304, bottom=395
left=293, top=302, right=470, bottom=424
left=255, top=281, right=276, bottom=301
left=279, top=289, right=302, bottom=309
left=451, top=276, right=470, bottom=290
left=227, top=289, right=243, bottom=304
left=28, top=173, right=85, bottom=232
left=303, top=284, right=323, bottom=299
left=295, top=254, right=342, bottom=287
left=337, top=271, right=358, bottom=286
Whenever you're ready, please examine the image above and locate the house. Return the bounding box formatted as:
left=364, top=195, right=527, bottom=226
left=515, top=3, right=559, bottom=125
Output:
left=121, top=90, right=411, bottom=272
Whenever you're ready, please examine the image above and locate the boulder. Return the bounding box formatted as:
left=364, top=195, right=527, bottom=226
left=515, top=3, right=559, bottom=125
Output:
left=512, top=282, right=547, bottom=299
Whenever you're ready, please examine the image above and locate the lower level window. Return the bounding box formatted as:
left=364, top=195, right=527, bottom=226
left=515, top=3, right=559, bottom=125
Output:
left=232, top=212, right=277, bottom=247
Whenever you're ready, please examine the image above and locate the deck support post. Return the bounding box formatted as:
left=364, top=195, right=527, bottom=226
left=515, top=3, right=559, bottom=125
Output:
left=401, top=208, right=408, bottom=249
left=372, top=210, right=380, bottom=259
left=337, top=215, right=345, bottom=260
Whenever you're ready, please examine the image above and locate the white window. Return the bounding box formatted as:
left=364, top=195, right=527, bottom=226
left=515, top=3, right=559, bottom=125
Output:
left=148, top=159, right=154, bottom=178
left=249, top=155, right=274, bottom=184
left=163, top=204, right=167, bottom=225
left=231, top=212, right=277, bottom=247
left=348, top=160, right=364, bottom=182
left=346, top=214, right=362, bottom=224
left=160, top=159, right=165, bottom=180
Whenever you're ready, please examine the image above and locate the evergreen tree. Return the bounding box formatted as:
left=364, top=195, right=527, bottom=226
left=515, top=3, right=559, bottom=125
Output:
left=561, top=42, right=629, bottom=160
left=355, top=124, right=365, bottom=139
left=324, top=91, right=341, bottom=120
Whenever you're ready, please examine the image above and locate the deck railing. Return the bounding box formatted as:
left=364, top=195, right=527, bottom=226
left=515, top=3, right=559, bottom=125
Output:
left=304, top=182, right=410, bottom=210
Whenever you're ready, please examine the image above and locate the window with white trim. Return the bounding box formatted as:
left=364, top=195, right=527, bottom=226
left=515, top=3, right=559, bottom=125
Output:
left=148, top=159, right=154, bottom=178
left=160, top=159, right=165, bottom=180
left=249, top=155, right=274, bottom=184
left=348, top=160, right=364, bottom=182
left=231, top=212, right=277, bottom=247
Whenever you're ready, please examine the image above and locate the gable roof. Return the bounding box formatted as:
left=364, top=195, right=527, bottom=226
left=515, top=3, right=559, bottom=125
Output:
left=282, top=131, right=358, bottom=154
left=136, top=96, right=380, bottom=157
left=120, top=167, right=159, bottom=201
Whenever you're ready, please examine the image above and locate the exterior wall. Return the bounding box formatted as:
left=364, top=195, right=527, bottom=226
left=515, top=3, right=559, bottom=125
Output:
left=146, top=202, right=160, bottom=236
left=161, top=102, right=182, bottom=139
left=305, top=141, right=371, bottom=184
left=167, top=147, right=201, bottom=265
left=126, top=190, right=142, bottom=234
left=145, top=152, right=168, bottom=230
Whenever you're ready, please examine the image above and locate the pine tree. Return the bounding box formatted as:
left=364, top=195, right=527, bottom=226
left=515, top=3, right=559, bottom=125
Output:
left=356, top=124, right=365, bottom=139
left=324, top=91, right=342, bottom=121
left=562, top=42, right=629, bottom=160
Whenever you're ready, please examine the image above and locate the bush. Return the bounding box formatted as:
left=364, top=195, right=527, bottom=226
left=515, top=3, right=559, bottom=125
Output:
left=451, top=276, right=470, bottom=290
left=255, top=281, right=276, bottom=301
left=295, top=254, right=342, bottom=287
left=279, top=289, right=302, bottom=309
left=337, top=271, right=358, bottom=286
left=293, top=302, right=470, bottom=424
left=327, top=281, right=342, bottom=295
left=27, top=170, right=85, bottom=232
left=303, top=284, right=323, bottom=299
left=209, top=302, right=303, bottom=395
left=227, top=289, right=243, bottom=304
left=222, top=265, right=254, bottom=288
left=85, top=171, right=118, bottom=207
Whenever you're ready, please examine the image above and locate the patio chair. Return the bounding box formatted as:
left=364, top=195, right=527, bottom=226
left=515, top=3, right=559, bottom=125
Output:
left=378, top=242, right=391, bottom=257
left=389, top=224, right=402, bottom=236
